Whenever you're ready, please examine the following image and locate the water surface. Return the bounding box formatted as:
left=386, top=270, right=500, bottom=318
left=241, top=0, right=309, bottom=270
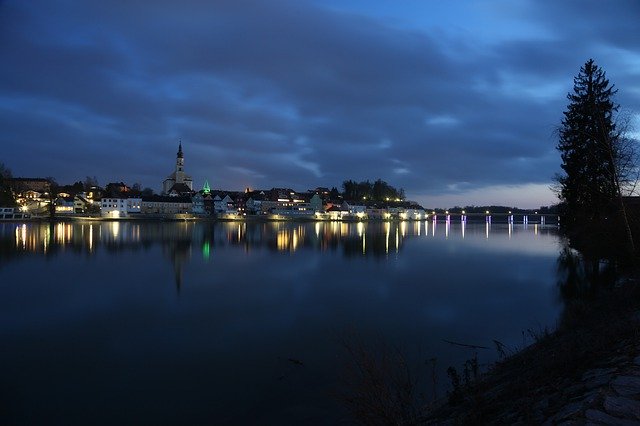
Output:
left=0, top=220, right=562, bottom=424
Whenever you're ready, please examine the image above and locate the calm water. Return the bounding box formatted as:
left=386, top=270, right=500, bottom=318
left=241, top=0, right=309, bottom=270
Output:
left=0, top=220, right=562, bottom=424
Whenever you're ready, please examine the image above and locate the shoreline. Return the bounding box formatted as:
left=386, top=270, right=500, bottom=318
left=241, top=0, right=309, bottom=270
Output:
left=421, top=273, right=640, bottom=424
left=0, top=214, right=558, bottom=225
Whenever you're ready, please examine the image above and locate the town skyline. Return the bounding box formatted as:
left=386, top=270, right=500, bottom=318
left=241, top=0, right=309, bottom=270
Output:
left=2, top=1, right=639, bottom=209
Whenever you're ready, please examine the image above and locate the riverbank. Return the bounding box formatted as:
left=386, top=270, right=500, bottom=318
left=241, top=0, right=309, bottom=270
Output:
left=422, top=272, right=640, bottom=424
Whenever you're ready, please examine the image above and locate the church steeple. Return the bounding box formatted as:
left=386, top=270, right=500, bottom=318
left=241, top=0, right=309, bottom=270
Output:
left=176, top=141, right=185, bottom=176
left=162, top=139, right=193, bottom=195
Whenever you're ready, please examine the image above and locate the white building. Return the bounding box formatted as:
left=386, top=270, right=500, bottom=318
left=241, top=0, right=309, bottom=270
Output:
left=100, top=197, right=142, bottom=218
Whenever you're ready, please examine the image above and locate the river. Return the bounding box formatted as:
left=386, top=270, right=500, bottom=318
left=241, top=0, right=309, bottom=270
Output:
left=0, top=220, right=563, bottom=424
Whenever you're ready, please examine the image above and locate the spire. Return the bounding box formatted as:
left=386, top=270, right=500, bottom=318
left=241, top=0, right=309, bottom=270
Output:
left=202, top=179, right=211, bottom=194
left=177, top=140, right=183, bottom=158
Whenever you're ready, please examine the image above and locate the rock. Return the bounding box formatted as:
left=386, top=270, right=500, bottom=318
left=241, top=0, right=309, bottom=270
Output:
left=553, top=401, right=584, bottom=421
left=586, top=408, right=638, bottom=425
left=608, top=356, right=630, bottom=365
left=564, top=383, right=586, bottom=397
left=612, top=375, right=640, bottom=397
left=571, top=390, right=599, bottom=406
left=585, top=373, right=612, bottom=390
left=534, top=397, right=550, bottom=412
left=603, top=396, right=640, bottom=420
left=583, top=368, right=617, bottom=381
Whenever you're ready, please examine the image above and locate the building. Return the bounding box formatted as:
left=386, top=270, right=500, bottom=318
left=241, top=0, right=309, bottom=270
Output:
left=55, top=197, right=75, bottom=214
left=141, top=195, right=192, bottom=215
left=0, top=207, right=29, bottom=220
left=192, top=180, right=213, bottom=216
left=73, top=194, right=92, bottom=213
left=245, top=190, right=267, bottom=214
left=162, top=142, right=193, bottom=195
left=100, top=197, right=142, bottom=218
left=213, top=193, right=237, bottom=214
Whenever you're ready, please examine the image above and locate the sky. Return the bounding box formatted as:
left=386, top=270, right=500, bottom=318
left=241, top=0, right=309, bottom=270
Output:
left=1, top=0, right=639, bottom=209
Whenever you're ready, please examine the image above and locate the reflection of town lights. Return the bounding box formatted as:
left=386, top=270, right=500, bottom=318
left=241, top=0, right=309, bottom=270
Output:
left=395, top=229, right=399, bottom=252
left=385, top=222, right=390, bottom=254
left=111, top=222, right=120, bottom=239
left=21, top=224, right=27, bottom=248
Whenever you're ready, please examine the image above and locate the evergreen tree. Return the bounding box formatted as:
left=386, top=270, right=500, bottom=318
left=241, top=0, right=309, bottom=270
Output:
left=557, top=59, right=636, bottom=256
left=0, top=163, right=15, bottom=206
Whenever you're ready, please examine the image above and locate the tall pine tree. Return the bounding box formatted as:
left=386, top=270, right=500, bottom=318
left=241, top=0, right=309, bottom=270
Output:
left=557, top=59, right=635, bottom=257
left=0, top=163, right=15, bottom=207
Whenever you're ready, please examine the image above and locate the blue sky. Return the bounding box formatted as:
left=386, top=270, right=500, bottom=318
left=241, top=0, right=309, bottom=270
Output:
left=1, top=0, right=639, bottom=208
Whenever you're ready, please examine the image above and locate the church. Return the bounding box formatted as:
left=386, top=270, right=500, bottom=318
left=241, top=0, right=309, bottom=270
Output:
left=162, top=142, right=194, bottom=195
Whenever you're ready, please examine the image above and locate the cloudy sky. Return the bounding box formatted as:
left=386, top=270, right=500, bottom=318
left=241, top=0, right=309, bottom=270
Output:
left=1, top=0, right=639, bottom=208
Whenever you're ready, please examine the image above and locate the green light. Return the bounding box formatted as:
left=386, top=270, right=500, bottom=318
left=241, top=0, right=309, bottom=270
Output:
left=202, top=180, right=211, bottom=195
left=202, top=241, right=210, bottom=260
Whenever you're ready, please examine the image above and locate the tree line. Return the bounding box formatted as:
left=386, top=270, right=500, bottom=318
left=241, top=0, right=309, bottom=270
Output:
left=341, top=179, right=405, bottom=202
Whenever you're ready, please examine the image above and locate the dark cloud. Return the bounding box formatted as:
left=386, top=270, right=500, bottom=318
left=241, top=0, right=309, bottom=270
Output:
left=1, top=0, right=638, bottom=207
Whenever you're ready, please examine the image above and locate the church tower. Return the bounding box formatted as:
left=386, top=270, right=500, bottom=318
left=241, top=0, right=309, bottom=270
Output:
left=175, top=142, right=185, bottom=182
left=176, top=141, right=184, bottom=176
left=162, top=141, right=193, bottom=195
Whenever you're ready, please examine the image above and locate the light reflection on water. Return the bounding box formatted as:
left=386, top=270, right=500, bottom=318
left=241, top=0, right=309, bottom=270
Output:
left=5, top=220, right=560, bottom=257
left=0, top=220, right=562, bottom=424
